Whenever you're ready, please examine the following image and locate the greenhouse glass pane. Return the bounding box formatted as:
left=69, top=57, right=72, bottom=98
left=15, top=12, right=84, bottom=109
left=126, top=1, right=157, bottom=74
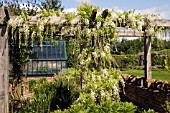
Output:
left=32, top=61, right=37, bottom=73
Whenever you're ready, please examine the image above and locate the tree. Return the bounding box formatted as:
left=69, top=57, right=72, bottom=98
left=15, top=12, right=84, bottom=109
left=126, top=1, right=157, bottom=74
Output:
left=39, top=0, right=64, bottom=11
left=3, top=0, right=38, bottom=16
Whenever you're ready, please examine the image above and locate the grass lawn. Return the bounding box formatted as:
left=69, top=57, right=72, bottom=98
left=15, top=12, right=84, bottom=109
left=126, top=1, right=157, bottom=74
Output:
left=121, top=68, right=170, bottom=82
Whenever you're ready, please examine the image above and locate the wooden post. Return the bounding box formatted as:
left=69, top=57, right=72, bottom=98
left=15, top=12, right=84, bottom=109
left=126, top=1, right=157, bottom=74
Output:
left=0, top=7, right=9, bottom=113
left=144, top=36, right=152, bottom=79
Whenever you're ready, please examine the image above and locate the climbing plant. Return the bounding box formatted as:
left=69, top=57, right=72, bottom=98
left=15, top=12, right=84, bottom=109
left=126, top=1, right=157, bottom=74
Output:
left=7, top=2, right=164, bottom=111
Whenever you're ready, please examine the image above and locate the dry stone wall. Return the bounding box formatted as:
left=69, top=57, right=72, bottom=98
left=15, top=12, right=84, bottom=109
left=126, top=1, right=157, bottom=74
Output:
left=120, top=74, right=170, bottom=113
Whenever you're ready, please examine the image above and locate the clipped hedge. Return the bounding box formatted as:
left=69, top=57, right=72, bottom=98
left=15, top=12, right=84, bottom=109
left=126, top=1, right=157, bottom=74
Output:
left=113, top=54, right=170, bottom=69
left=152, top=55, right=170, bottom=69
left=113, top=55, right=138, bottom=69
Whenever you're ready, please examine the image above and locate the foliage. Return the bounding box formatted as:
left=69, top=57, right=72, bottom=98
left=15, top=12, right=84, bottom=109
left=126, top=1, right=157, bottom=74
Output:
left=113, top=55, right=138, bottom=69
left=17, top=72, right=80, bottom=113
left=55, top=68, right=81, bottom=88
left=115, top=53, right=170, bottom=70
left=28, top=79, right=36, bottom=92
left=66, top=38, right=80, bottom=68
left=164, top=101, right=170, bottom=112
left=135, top=107, right=155, bottom=113
left=53, top=93, right=136, bottom=113
left=152, top=55, right=163, bottom=66
left=163, top=55, right=169, bottom=70
left=7, top=2, right=164, bottom=113
left=152, top=54, right=170, bottom=69
left=77, top=2, right=98, bottom=20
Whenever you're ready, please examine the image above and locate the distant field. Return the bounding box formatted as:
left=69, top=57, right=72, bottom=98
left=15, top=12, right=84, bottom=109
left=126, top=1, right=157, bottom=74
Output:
left=121, top=69, right=170, bottom=82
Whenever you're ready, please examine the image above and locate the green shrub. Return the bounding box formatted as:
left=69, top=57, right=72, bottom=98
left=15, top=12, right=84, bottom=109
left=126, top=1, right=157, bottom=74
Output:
left=113, top=55, right=138, bottom=69
left=50, top=81, right=79, bottom=111
left=152, top=55, right=170, bottom=69
left=152, top=56, right=163, bottom=66
left=28, top=79, right=36, bottom=92
left=18, top=68, right=80, bottom=113
left=53, top=93, right=138, bottom=113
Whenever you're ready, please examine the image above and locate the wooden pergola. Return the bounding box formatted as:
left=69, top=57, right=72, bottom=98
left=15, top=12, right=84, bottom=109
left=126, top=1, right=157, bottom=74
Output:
left=0, top=7, right=170, bottom=113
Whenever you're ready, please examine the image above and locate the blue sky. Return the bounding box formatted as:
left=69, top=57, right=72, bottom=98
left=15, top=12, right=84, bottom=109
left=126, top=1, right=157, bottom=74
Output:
left=62, top=0, right=170, bottom=19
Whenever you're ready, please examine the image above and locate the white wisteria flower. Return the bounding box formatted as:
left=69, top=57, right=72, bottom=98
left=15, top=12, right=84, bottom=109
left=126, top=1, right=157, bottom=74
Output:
left=145, top=28, right=155, bottom=36
left=80, top=61, right=85, bottom=65
left=84, top=19, right=89, bottom=25
left=95, top=84, right=98, bottom=89
left=102, top=69, right=108, bottom=75
left=101, top=52, right=106, bottom=57
left=113, top=85, right=119, bottom=95
left=138, top=24, right=142, bottom=31
left=87, top=29, right=91, bottom=34
left=22, top=24, right=29, bottom=33
left=104, top=44, right=110, bottom=52
left=110, top=22, right=115, bottom=27
left=92, top=28, right=96, bottom=32
left=103, top=21, right=108, bottom=26
left=118, top=18, right=122, bottom=23
left=38, top=23, right=44, bottom=31
left=92, top=51, right=97, bottom=56
left=98, top=75, right=101, bottom=81
left=91, top=74, right=95, bottom=81
left=128, top=13, right=133, bottom=20
left=91, top=91, right=96, bottom=100
left=78, top=54, right=82, bottom=59
left=18, top=18, right=24, bottom=26
left=100, top=90, right=105, bottom=99
left=112, top=12, right=118, bottom=20
left=108, top=79, right=112, bottom=83
left=121, top=15, right=125, bottom=20
left=87, top=56, right=91, bottom=61
left=96, top=9, right=102, bottom=17
left=97, top=22, right=101, bottom=29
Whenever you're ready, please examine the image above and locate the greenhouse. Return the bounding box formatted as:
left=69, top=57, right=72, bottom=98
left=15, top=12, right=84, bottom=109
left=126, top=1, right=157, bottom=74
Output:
left=25, top=40, right=68, bottom=75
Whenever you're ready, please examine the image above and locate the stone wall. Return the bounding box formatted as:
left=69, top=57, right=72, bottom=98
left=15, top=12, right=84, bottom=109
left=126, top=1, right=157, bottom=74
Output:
left=120, top=74, right=170, bottom=113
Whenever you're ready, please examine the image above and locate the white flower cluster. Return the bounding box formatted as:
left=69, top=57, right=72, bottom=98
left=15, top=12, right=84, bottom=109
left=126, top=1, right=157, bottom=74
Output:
left=102, top=69, right=108, bottom=76
left=145, top=28, right=155, bottom=36
left=38, top=22, right=45, bottom=31
left=8, top=17, right=24, bottom=27
left=80, top=61, right=85, bottom=65
left=100, top=52, right=106, bottom=57
left=113, top=85, right=119, bottom=95
left=91, top=91, right=96, bottom=101
left=104, top=44, right=110, bottom=52
left=97, top=22, right=101, bottom=29
left=84, top=19, right=89, bottom=25
left=92, top=51, right=97, bottom=57
left=103, top=21, right=115, bottom=28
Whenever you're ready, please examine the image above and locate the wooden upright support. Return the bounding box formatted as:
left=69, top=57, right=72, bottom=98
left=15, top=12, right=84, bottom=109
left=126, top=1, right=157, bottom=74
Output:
left=0, top=7, right=9, bottom=113
left=144, top=36, right=152, bottom=79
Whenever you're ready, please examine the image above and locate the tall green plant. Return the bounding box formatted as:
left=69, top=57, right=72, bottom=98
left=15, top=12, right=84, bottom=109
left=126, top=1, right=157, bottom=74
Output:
left=17, top=73, right=80, bottom=113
